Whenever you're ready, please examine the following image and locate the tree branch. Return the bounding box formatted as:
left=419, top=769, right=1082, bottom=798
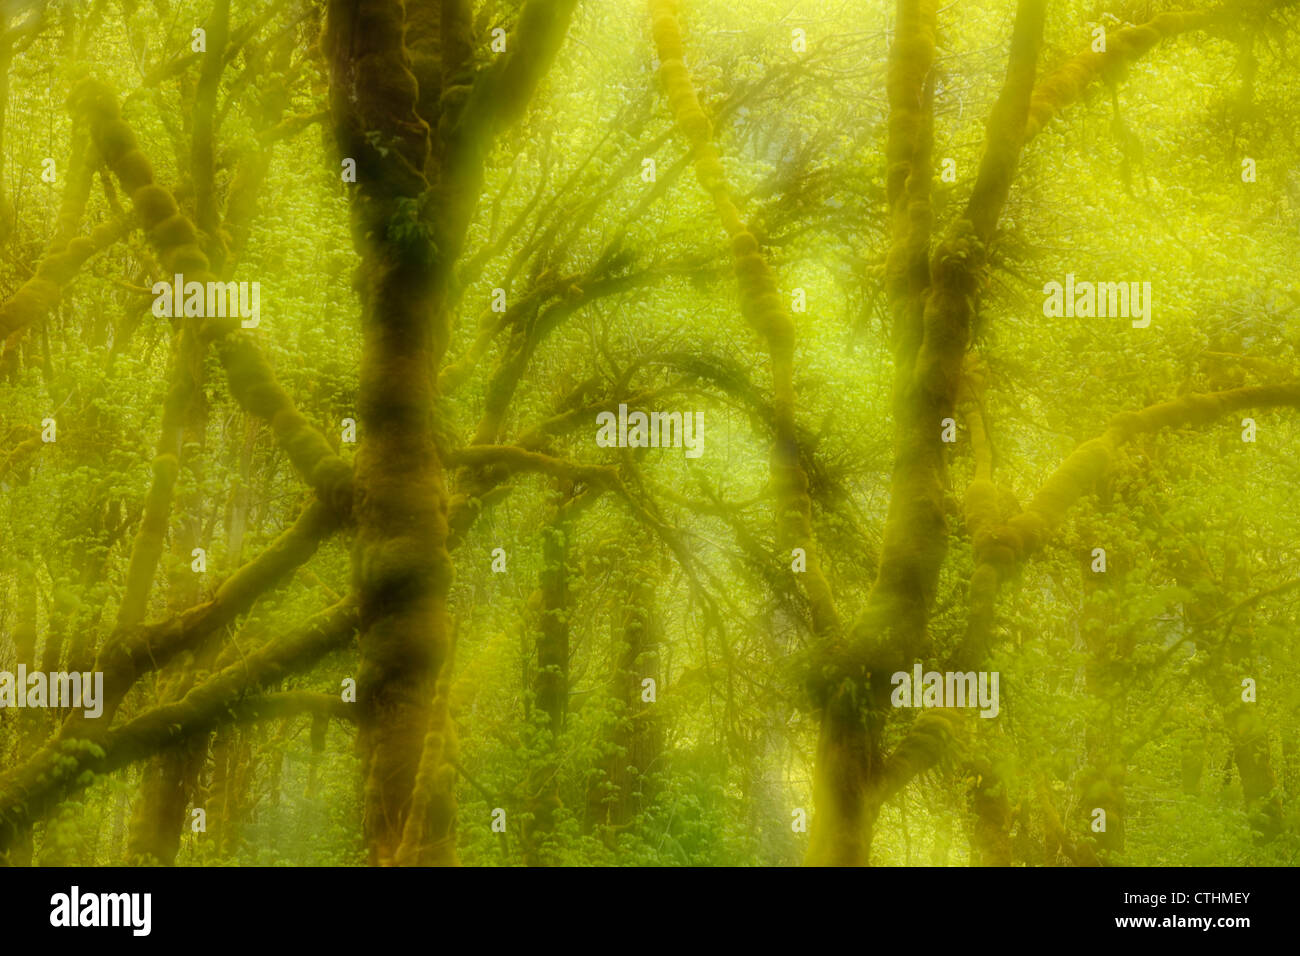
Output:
left=0, top=601, right=359, bottom=860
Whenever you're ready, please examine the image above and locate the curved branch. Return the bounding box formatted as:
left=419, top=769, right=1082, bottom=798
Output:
left=956, top=382, right=1300, bottom=668
left=1024, top=11, right=1215, bottom=144
left=0, top=130, right=130, bottom=341
left=447, top=445, right=619, bottom=487
left=87, top=500, right=343, bottom=728
left=71, top=77, right=354, bottom=517
left=649, top=0, right=839, bottom=640
left=0, top=601, right=359, bottom=860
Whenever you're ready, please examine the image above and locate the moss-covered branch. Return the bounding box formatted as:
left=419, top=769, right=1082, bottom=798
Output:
left=857, top=0, right=1046, bottom=670
left=449, top=445, right=619, bottom=487
left=69, top=77, right=354, bottom=517
left=883, top=0, right=937, bottom=371
left=1024, top=11, right=1215, bottom=143
left=649, top=0, right=839, bottom=641
left=85, top=500, right=342, bottom=727
left=957, top=383, right=1300, bottom=667
left=0, top=601, right=358, bottom=861
left=0, top=428, right=42, bottom=477
left=806, top=0, right=1046, bottom=867
left=459, top=0, right=582, bottom=136
left=191, top=0, right=232, bottom=272
left=964, top=0, right=1047, bottom=243
left=0, top=126, right=129, bottom=341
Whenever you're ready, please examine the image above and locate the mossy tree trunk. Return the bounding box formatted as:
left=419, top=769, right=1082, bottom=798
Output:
left=324, top=0, right=578, bottom=866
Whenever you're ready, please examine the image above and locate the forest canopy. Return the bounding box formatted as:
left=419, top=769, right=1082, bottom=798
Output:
left=0, top=0, right=1298, bottom=868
